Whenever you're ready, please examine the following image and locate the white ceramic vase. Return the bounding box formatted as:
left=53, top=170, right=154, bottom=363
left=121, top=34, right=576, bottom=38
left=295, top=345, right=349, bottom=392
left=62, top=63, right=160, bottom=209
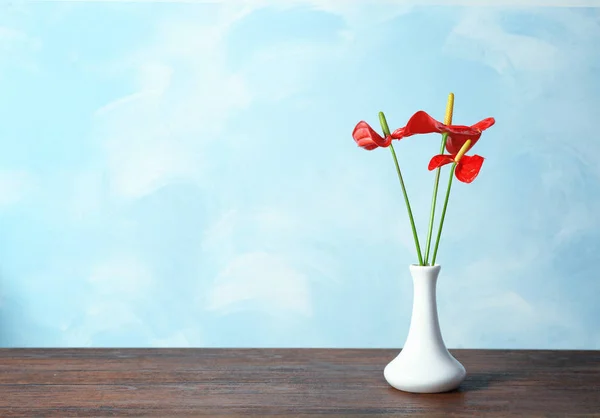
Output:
left=384, top=264, right=465, bottom=393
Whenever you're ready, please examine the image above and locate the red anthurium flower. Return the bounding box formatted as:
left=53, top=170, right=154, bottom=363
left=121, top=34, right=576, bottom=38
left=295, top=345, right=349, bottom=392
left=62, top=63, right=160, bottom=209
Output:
left=352, top=121, right=392, bottom=150
left=428, top=153, right=485, bottom=184
left=391, top=111, right=495, bottom=154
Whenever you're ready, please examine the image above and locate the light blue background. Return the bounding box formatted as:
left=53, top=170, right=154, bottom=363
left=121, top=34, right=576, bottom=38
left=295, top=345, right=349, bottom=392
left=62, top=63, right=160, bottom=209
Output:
left=0, top=1, right=599, bottom=348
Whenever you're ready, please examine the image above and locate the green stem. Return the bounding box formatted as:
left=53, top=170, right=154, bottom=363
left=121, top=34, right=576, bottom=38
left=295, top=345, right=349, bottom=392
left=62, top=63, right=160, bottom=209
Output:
left=424, top=132, right=449, bottom=265
left=379, top=112, right=424, bottom=266
left=431, top=162, right=456, bottom=266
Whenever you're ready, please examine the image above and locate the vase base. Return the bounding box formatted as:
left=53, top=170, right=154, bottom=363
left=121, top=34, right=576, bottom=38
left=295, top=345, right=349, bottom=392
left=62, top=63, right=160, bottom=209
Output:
left=383, top=352, right=466, bottom=394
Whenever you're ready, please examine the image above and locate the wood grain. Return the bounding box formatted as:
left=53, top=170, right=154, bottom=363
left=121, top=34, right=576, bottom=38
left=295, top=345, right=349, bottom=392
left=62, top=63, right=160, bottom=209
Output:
left=0, top=349, right=599, bottom=417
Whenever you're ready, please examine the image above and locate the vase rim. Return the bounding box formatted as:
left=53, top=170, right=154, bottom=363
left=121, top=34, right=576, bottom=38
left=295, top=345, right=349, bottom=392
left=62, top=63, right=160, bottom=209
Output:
left=410, top=264, right=441, bottom=268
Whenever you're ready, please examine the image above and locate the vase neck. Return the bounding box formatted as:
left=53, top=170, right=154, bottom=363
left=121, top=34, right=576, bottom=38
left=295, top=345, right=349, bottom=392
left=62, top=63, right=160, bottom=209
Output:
left=402, top=265, right=446, bottom=354
left=410, top=265, right=440, bottom=297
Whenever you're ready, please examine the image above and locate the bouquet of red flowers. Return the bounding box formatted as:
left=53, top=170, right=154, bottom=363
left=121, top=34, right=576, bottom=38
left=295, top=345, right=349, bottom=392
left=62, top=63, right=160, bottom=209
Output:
left=352, top=93, right=495, bottom=266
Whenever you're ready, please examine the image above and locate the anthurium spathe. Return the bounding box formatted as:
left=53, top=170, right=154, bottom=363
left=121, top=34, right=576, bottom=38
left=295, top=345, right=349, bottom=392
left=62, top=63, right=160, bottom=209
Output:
left=428, top=153, right=484, bottom=184
left=352, top=121, right=392, bottom=150
left=391, top=110, right=495, bottom=154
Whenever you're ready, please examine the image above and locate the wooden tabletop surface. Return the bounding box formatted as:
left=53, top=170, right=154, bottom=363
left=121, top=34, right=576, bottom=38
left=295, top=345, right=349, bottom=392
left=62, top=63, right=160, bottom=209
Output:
left=0, top=348, right=599, bottom=417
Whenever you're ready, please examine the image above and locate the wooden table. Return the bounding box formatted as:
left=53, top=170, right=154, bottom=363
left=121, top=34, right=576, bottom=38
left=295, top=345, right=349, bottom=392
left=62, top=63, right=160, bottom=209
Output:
left=0, top=349, right=599, bottom=417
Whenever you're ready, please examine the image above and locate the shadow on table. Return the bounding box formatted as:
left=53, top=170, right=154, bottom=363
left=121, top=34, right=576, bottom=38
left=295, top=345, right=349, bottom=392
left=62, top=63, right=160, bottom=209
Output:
left=458, top=371, right=519, bottom=392
left=384, top=371, right=522, bottom=397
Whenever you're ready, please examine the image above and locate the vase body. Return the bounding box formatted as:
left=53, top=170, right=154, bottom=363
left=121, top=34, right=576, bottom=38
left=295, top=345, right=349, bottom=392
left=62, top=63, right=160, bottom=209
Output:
left=384, top=264, right=465, bottom=393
